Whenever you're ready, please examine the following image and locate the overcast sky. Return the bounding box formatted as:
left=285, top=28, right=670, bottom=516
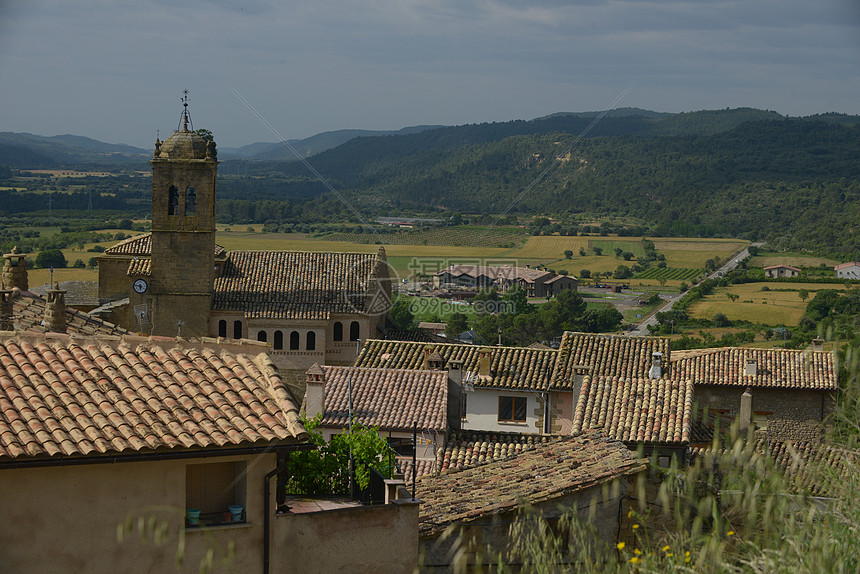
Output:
left=1, top=0, right=858, bottom=149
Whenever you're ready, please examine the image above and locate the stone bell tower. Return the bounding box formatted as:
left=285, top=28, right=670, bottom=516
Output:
left=148, top=93, right=217, bottom=337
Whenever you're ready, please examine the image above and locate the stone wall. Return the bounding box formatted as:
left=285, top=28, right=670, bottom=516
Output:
left=695, top=385, right=835, bottom=442
left=272, top=499, right=419, bottom=573
left=419, top=477, right=633, bottom=570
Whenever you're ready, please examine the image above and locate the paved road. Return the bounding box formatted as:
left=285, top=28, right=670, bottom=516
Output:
left=627, top=243, right=763, bottom=337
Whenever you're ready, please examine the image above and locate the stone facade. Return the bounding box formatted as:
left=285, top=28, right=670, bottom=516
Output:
left=694, top=385, right=835, bottom=442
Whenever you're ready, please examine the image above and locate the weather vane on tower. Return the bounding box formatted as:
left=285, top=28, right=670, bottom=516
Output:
left=179, top=89, right=193, bottom=131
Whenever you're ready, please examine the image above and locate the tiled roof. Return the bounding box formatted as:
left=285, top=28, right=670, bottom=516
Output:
left=354, top=339, right=557, bottom=390
left=396, top=457, right=438, bottom=486
left=552, top=332, right=670, bottom=389
left=417, top=430, right=646, bottom=536
left=762, top=440, right=859, bottom=497
left=764, top=265, right=800, bottom=271
left=213, top=250, right=383, bottom=320
left=314, top=365, right=448, bottom=432
left=670, top=347, right=837, bottom=390
left=105, top=233, right=225, bottom=257
left=0, top=333, right=307, bottom=461
left=834, top=261, right=860, bottom=270
left=381, top=329, right=447, bottom=344
left=127, top=258, right=151, bottom=276
left=572, top=376, right=693, bottom=445
left=693, top=439, right=859, bottom=498
left=438, top=264, right=552, bottom=283
left=438, top=430, right=553, bottom=472
left=9, top=292, right=129, bottom=336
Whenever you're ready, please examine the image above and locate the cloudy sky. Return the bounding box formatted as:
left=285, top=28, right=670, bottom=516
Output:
left=1, top=0, right=858, bottom=148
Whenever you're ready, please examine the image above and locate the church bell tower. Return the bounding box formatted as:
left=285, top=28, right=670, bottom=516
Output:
left=148, top=92, right=217, bottom=337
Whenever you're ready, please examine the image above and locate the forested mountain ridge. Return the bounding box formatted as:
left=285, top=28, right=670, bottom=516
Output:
left=237, top=112, right=859, bottom=257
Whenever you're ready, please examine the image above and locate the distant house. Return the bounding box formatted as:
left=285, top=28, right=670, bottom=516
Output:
left=671, top=346, right=837, bottom=442
left=764, top=264, right=800, bottom=278
left=435, top=264, right=577, bottom=297
left=835, top=261, right=860, bottom=280
left=418, top=431, right=647, bottom=570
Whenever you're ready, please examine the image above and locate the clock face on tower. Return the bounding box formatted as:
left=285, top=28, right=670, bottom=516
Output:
left=133, top=279, right=148, bottom=294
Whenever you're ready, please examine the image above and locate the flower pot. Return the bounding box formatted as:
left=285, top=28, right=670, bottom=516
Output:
left=228, top=505, right=243, bottom=521
left=186, top=508, right=201, bottom=526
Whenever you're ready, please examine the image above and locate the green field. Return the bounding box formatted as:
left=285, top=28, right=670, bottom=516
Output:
left=635, top=267, right=702, bottom=281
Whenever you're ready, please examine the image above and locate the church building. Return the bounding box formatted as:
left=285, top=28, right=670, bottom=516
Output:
left=96, top=98, right=391, bottom=378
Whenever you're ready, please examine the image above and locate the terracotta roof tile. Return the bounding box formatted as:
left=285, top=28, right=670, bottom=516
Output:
left=0, top=334, right=308, bottom=461
left=438, top=430, right=553, bottom=472
left=314, top=366, right=448, bottom=432
left=670, top=347, right=836, bottom=390
left=572, top=376, right=693, bottom=445
left=693, top=439, right=859, bottom=497
left=417, top=430, right=646, bottom=536
left=212, top=250, right=385, bottom=320
left=553, top=332, right=670, bottom=389
left=354, top=340, right=556, bottom=390
left=105, top=233, right=225, bottom=257
left=9, top=292, right=128, bottom=336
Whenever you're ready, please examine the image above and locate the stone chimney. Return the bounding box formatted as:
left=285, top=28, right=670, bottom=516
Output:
left=304, top=364, right=326, bottom=419
left=739, top=387, right=753, bottom=432
left=478, top=348, right=493, bottom=377
left=423, top=345, right=437, bottom=370
left=812, top=338, right=824, bottom=352
left=0, top=289, right=13, bottom=331
left=446, top=359, right=464, bottom=386
left=44, top=284, right=67, bottom=333
left=2, top=247, right=28, bottom=291
left=648, top=351, right=663, bottom=379
left=446, top=359, right=464, bottom=431
left=744, top=359, right=758, bottom=377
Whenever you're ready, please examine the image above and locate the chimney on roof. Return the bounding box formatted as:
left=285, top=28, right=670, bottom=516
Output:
left=2, top=246, right=28, bottom=291
left=478, top=348, right=493, bottom=377
left=739, top=387, right=753, bottom=433
left=304, top=364, right=326, bottom=419
left=744, top=359, right=758, bottom=377
left=0, top=289, right=13, bottom=331
left=423, top=345, right=442, bottom=370
left=812, top=338, right=824, bottom=352
left=446, top=359, right=464, bottom=431
left=648, top=351, right=663, bottom=379
left=44, top=283, right=66, bottom=333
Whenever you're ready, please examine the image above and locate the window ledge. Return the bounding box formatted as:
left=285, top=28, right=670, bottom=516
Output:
left=497, top=421, right=528, bottom=426
left=186, top=522, right=252, bottom=533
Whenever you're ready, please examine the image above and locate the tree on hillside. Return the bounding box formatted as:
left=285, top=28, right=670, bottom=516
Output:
left=35, top=249, right=66, bottom=269
left=592, top=247, right=603, bottom=256
left=564, top=249, right=573, bottom=259
left=445, top=313, right=469, bottom=338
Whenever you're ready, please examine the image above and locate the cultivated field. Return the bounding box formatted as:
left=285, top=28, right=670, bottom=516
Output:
left=688, top=282, right=848, bottom=325
left=750, top=255, right=840, bottom=268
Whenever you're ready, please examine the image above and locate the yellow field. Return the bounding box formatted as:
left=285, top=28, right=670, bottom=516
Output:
left=689, top=282, right=847, bottom=325
left=29, top=268, right=98, bottom=287
left=750, top=255, right=839, bottom=268
left=507, top=236, right=592, bottom=259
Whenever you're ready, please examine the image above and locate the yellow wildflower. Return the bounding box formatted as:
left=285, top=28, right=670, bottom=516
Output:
left=630, top=557, right=640, bottom=564
left=628, top=510, right=633, bottom=518
left=617, top=542, right=626, bottom=550
left=632, top=524, right=639, bottom=530
left=634, top=549, right=642, bottom=555
left=667, top=553, right=673, bottom=558
left=662, top=545, right=670, bottom=552
left=727, top=530, right=735, bottom=536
